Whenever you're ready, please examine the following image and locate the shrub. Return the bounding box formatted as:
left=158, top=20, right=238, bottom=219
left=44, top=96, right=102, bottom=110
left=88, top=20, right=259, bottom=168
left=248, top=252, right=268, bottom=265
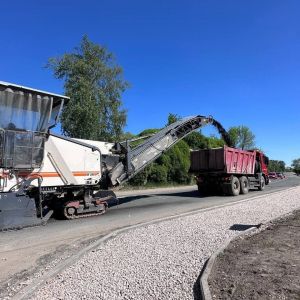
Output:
left=148, top=164, right=168, bottom=183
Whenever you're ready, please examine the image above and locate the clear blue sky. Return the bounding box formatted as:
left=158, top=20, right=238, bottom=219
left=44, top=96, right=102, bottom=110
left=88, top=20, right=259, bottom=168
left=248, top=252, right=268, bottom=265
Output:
left=0, top=1, right=299, bottom=165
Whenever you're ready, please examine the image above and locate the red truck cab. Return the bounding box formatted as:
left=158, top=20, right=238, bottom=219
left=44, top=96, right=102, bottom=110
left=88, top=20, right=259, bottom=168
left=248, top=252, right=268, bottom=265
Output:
left=248, top=150, right=269, bottom=185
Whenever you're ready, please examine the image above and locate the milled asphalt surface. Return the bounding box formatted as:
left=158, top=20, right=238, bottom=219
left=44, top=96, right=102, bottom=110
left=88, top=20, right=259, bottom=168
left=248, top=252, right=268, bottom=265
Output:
left=0, top=174, right=299, bottom=298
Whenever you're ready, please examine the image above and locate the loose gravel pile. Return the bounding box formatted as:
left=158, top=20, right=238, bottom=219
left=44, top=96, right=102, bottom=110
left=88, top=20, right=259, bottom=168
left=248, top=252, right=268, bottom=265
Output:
left=31, top=187, right=300, bottom=300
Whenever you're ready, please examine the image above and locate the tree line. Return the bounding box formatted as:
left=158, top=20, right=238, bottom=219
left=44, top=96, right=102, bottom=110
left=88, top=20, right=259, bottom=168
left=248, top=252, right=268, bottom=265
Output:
left=292, top=159, right=300, bottom=175
left=268, top=160, right=286, bottom=172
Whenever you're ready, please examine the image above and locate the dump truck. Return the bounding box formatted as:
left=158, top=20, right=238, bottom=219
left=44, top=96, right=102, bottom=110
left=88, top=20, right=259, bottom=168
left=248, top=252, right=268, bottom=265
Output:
left=190, top=146, right=269, bottom=196
left=0, top=81, right=234, bottom=230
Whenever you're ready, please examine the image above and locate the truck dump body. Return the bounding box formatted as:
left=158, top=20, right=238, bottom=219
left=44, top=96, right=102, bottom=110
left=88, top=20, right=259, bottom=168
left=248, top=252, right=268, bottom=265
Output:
left=190, top=146, right=256, bottom=175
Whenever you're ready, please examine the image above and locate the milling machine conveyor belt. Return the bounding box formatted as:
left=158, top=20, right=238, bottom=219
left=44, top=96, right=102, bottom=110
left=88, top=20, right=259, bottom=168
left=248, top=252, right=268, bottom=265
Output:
left=108, top=115, right=213, bottom=186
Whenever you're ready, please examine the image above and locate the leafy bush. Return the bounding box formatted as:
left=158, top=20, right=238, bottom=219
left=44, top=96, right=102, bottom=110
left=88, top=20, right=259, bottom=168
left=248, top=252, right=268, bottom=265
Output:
left=268, top=160, right=286, bottom=172
left=148, top=164, right=168, bottom=183
left=128, top=167, right=149, bottom=185
left=184, top=131, right=207, bottom=149
left=292, top=158, right=300, bottom=175
left=138, top=128, right=160, bottom=137
left=165, top=140, right=191, bottom=184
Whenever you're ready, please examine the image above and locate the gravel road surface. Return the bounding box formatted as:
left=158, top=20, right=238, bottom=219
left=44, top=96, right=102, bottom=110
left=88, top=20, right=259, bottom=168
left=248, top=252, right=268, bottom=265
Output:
left=31, top=184, right=300, bottom=300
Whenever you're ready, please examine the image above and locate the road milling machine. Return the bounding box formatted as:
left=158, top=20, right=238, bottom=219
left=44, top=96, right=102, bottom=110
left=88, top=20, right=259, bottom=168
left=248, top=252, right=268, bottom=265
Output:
left=0, top=81, right=230, bottom=230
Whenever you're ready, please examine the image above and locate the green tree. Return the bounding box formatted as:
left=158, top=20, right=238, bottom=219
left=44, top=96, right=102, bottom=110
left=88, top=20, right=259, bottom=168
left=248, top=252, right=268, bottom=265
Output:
left=279, top=161, right=286, bottom=172
left=228, top=126, right=255, bottom=150
left=184, top=131, right=207, bottom=149
left=148, top=163, right=168, bottom=183
left=165, top=140, right=191, bottom=183
left=206, top=135, right=225, bottom=148
left=268, top=160, right=286, bottom=172
left=138, top=128, right=160, bottom=137
left=120, top=132, right=136, bottom=141
left=128, top=166, right=150, bottom=186
left=292, top=158, right=300, bottom=175
left=47, top=35, right=129, bottom=141
left=167, top=113, right=181, bottom=125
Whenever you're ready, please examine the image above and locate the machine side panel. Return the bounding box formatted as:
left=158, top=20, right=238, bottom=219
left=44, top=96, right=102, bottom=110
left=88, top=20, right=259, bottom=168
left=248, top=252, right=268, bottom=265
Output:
left=38, top=135, right=102, bottom=187
left=74, top=138, right=114, bottom=155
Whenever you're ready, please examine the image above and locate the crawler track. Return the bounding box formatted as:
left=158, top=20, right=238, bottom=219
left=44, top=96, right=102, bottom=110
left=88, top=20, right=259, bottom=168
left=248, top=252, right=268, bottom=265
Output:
left=63, top=208, right=107, bottom=220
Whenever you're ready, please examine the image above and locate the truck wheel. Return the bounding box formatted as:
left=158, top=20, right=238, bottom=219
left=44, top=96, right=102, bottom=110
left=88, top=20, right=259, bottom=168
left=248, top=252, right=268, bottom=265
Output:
left=258, top=176, right=265, bottom=191
left=229, top=176, right=240, bottom=196
left=239, top=176, right=249, bottom=194
left=265, top=176, right=270, bottom=185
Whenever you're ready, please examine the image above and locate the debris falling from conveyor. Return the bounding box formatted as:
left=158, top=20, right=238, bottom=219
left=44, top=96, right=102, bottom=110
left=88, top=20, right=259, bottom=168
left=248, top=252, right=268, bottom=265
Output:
left=211, top=119, right=234, bottom=147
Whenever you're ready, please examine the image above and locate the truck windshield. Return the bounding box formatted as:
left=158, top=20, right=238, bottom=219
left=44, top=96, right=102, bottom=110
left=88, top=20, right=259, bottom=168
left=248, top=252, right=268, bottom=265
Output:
left=0, top=88, right=52, bottom=132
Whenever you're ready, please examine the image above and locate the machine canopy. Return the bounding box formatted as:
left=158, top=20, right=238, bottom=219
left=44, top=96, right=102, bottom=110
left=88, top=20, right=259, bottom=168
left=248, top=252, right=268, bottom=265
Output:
left=0, top=81, right=69, bottom=169
left=0, top=88, right=52, bottom=132
left=0, top=81, right=68, bottom=132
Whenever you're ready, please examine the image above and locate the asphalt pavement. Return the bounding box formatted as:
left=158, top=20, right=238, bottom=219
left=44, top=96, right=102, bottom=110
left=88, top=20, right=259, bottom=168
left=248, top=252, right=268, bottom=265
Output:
left=0, top=173, right=299, bottom=297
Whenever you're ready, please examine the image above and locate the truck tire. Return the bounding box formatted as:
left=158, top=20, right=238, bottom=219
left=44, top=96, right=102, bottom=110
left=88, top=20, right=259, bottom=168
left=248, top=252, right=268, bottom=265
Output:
left=265, top=175, right=270, bottom=185
left=239, top=176, right=249, bottom=194
left=229, top=176, right=240, bottom=196
left=258, top=176, right=265, bottom=191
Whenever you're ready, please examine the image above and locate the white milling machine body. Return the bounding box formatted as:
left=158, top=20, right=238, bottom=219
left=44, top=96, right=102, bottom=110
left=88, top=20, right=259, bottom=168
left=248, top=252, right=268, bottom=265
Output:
left=0, top=81, right=220, bottom=230
left=3, top=136, right=115, bottom=191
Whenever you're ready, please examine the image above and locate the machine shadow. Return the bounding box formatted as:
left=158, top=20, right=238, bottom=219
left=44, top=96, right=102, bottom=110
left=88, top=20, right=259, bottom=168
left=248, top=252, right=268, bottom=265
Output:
left=156, top=190, right=226, bottom=198
left=112, top=186, right=262, bottom=209
left=109, top=195, right=151, bottom=207
left=156, top=190, right=200, bottom=198
left=109, top=189, right=203, bottom=208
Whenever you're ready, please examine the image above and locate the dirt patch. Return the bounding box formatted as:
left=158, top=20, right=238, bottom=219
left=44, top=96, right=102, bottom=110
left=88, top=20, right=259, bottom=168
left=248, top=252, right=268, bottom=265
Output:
left=208, top=210, right=300, bottom=300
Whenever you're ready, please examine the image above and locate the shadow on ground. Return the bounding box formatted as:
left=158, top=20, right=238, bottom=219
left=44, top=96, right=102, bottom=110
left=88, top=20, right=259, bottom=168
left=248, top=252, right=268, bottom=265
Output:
left=111, top=190, right=206, bottom=208
left=193, top=259, right=208, bottom=300
left=157, top=190, right=212, bottom=198
left=229, top=224, right=262, bottom=231
left=108, top=195, right=151, bottom=207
